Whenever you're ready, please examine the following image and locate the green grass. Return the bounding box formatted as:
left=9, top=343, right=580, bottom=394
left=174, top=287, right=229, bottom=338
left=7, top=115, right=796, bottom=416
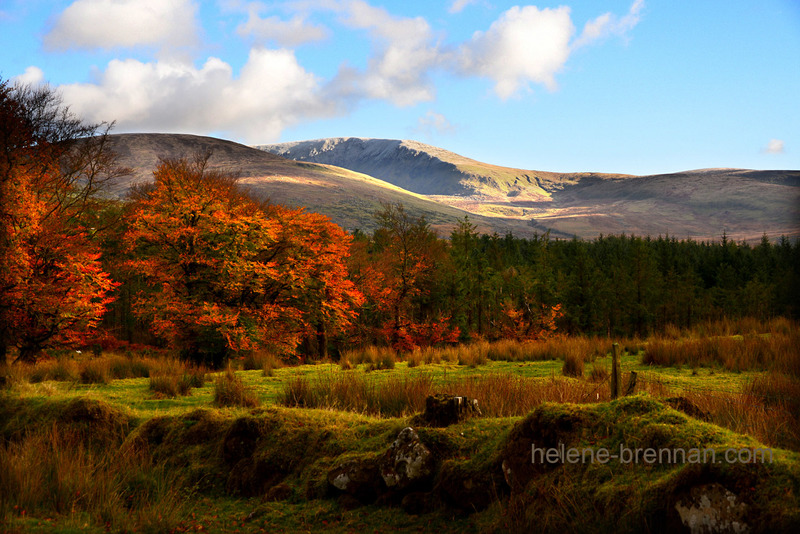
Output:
left=3, top=390, right=798, bottom=533
left=2, top=328, right=799, bottom=532
left=0, top=355, right=774, bottom=418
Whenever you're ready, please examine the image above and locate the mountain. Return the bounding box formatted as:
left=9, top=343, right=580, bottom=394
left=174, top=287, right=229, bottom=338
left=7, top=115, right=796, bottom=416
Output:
left=258, top=137, right=630, bottom=198
left=259, top=138, right=800, bottom=242
left=102, top=133, right=541, bottom=237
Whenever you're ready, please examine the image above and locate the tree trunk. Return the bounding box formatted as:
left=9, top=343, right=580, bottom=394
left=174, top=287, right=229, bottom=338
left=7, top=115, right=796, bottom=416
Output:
left=317, top=320, right=328, bottom=360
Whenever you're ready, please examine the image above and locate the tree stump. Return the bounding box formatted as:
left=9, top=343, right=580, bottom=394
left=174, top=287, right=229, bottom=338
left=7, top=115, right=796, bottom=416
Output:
left=419, top=394, right=482, bottom=427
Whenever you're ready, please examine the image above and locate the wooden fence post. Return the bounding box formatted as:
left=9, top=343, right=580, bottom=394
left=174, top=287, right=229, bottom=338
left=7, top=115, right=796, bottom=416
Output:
left=625, top=371, right=638, bottom=396
left=611, top=343, right=620, bottom=399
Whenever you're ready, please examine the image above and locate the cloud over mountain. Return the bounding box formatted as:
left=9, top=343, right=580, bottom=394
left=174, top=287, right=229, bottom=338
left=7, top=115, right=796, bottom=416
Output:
left=26, top=0, right=645, bottom=143
left=457, top=6, right=574, bottom=98
left=59, top=48, right=331, bottom=142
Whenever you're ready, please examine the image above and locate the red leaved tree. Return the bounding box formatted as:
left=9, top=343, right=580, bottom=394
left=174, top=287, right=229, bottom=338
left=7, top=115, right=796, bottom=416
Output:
left=121, top=155, right=362, bottom=366
left=349, top=203, right=458, bottom=351
left=0, top=78, right=120, bottom=362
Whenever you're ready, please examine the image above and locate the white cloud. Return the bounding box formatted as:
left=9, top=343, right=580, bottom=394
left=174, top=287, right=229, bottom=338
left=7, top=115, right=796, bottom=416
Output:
left=237, top=9, right=329, bottom=47
left=764, top=139, right=785, bottom=154
left=58, top=48, right=333, bottom=143
left=44, top=0, right=199, bottom=51
left=37, top=0, right=647, bottom=143
left=574, top=0, right=644, bottom=49
left=415, top=110, right=455, bottom=136
left=13, top=66, right=45, bottom=86
left=331, top=0, right=443, bottom=106
left=448, top=0, right=477, bottom=14
left=458, top=6, right=575, bottom=98
left=456, top=1, right=643, bottom=98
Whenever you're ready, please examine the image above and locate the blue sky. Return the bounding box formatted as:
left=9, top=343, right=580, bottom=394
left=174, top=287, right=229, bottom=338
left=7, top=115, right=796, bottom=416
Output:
left=1, top=0, right=798, bottom=175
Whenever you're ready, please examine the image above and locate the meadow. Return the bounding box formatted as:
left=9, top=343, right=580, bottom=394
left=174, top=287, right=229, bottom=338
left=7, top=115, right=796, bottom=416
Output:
left=2, top=318, right=799, bottom=533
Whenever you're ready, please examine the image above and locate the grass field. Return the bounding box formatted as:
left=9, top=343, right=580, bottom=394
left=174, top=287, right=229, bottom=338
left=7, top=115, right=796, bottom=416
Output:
left=2, top=324, right=799, bottom=533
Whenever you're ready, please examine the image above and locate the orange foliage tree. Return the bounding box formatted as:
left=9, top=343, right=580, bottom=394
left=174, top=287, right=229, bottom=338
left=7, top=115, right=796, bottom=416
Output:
left=0, top=78, right=119, bottom=362
left=349, top=203, right=458, bottom=351
left=121, top=155, right=362, bottom=366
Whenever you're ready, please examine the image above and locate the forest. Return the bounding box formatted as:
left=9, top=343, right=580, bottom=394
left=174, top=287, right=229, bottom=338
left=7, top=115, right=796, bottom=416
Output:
left=2, top=77, right=799, bottom=368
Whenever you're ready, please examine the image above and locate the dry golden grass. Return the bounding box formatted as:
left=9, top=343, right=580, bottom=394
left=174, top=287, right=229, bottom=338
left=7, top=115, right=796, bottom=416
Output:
left=642, top=330, right=800, bottom=374
left=561, top=352, right=584, bottom=377
left=213, top=368, right=260, bottom=408
left=240, top=350, right=285, bottom=375
left=279, top=371, right=608, bottom=418
left=342, top=336, right=614, bottom=369
left=0, top=424, right=182, bottom=531
left=341, top=345, right=397, bottom=370
left=589, top=362, right=610, bottom=383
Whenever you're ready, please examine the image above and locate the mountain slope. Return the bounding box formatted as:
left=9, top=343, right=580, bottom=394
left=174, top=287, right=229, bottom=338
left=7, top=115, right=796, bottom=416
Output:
left=258, top=138, right=800, bottom=242
left=103, top=133, right=542, bottom=236
left=258, top=137, right=631, bottom=199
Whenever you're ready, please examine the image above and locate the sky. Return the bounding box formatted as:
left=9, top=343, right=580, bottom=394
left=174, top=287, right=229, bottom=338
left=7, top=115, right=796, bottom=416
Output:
left=1, top=0, right=798, bottom=176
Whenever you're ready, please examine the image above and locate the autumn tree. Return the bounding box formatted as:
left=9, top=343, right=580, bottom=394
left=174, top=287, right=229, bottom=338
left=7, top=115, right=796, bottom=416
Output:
left=0, top=78, right=121, bottom=362
left=350, top=203, right=456, bottom=350
left=121, top=155, right=362, bottom=366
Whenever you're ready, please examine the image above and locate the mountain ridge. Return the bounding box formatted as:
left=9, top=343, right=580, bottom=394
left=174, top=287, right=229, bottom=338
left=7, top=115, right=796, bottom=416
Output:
left=94, top=133, right=799, bottom=242
left=257, top=137, right=800, bottom=242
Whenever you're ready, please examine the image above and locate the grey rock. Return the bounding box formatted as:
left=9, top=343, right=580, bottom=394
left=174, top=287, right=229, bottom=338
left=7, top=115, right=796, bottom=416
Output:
left=379, top=427, right=435, bottom=490
left=675, top=483, right=750, bottom=534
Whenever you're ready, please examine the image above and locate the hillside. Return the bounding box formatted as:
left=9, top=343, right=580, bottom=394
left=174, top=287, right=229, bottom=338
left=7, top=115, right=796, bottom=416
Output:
left=103, top=133, right=543, bottom=237
left=259, top=138, right=800, bottom=242
left=258, top=137, right=629, bottom=198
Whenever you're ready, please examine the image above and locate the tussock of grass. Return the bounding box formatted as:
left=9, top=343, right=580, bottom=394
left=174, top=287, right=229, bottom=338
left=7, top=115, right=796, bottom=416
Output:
left=405, top=349, right=423, bottom=368
left=149, top=371, right=203, bottom=398
left=589, top=362, right=609, bottom=382
left=213, top=368, right=260, bottom=408
left=27, top=358, right=80, bottom=383
left=341, top=345, right=397, bottom=370
left=561, top=352, right=584, bottom=377
left=79, top=358, right=111, bottom=384
left=456, top=342, right=489, bottom=367
left=147, top=357, right=207, bottom=397
left=241, top=350, right=285, bottom=375
left=107, top=354, right=151, bottom=379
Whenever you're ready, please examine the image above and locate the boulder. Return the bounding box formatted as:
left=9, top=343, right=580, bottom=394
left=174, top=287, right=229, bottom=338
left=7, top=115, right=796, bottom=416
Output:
left=438, top=461, right=507, bottom=512
left=327, top=456, right=382, bottom=503
left=379, top=427, right=435, bottom=491
left=674, top=483, right=750, bottom=534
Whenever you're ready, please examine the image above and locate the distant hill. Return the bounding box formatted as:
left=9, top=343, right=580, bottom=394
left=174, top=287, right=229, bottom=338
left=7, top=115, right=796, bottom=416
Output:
left=258, top=138, right=800, bottom=242
left=258, top=137, right=629, bottom=198
left=103, top=133, right=542, bottom=237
